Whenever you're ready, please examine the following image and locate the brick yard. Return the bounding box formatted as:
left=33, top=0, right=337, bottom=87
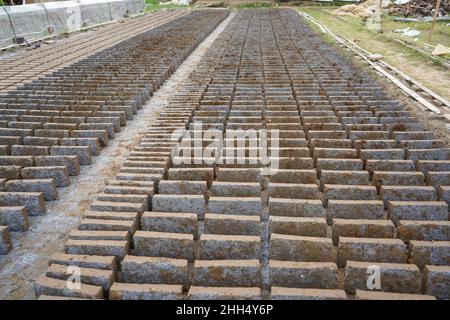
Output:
left=0, top=6, right=449, bottom=301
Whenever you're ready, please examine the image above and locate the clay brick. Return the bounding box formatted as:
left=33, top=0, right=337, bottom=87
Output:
left=141, top=212, right=197, bottom=234
left=21, top=166, right=70, bottom=187
left=0, top=191, right=45, bottom=216
left=46, top=263, right=114, bottom=293
left=199, top=234, right=260, bottom=260
left=78, top=218, right=136, bottom=233
left=268, top=183, right=320, bottom=199
left=423, top=265, right=450, bottom=299
left=324, top=185, right=377, bottom=202
left=188, top=286, right=261, bottom=300
left=168, top=168, right=214, bottom=181
left=269, top=216, right=327, bottom=237
left=373, top=171, right=425, bottom=188
left=35, top=275, right=103, bottom=299
left=397, top=220, right=450, bottom=241
left=409, top=240, right=450, bottom=269
left=344, top=261, right=421, bottom=294
left=320, top=170, right=369, bottom=187
left=65, top=239, right=129, bottom=260
left=5, top=179, right=58, bottom=201
left=49, top=253, right=116, bottom=271
left=120, top=255, right=188, bottom=284
left=208, top=196, right=262, bottom=215
left=216, top=168, right=262, bottom=182
left=269, top=169, right=316, bottom=184
left=204, top=213, right=260, bottom=235
left=69, top=230, right=128, bottom=241
left=332, top=219, right=395, bottom=244
left=0, top=206, right=29, bottom=231
left=337, top=237, right=408, bottom=267
left=210, top=181, right=260, bottom=197
left=355, top=290, right=435, bottom=300
left=269, top=198, right=324, bottom=217
left=193, top=259, right=261, bottom=287
left=380, top=186, right=436, bottom=205
left=34, top=155, right=80, bottom=176
left=327, top=200, right=384, bottom=223
left=270, top=234, right=336, bottom=262
left=270, top=287, right=346, bottom=300
left=133, top=231, right=194, bottom=260
left=366, top=159, right=415, bottom=173
left=152, top=194, right=205, bottom=214
left=269, top=260, right=338, bottom=288
left=388, top=201, right=448, bottom=223
left=158, top=180, right=207, bottom=195
left=109, top=283, right=183, bottom=300
left=0, top=226, right=12, bottom=255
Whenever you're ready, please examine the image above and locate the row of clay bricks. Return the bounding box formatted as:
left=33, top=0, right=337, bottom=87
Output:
left=0, top=150, right=103, bottom=253
left=32, top=10, right=253, bottom=298
left=137, top=10, right=447, bottom=301
left=148, top=167, right=449, bottom=258
left=33, top=9, right=448, bottom=300
left=0, top=10, right=231, bottom=255
left=102, top=11, right=450, bottom=298
left=0, top=11, right=189, bottom=92
left=32, top=255, right=445, bottom=299
left=0, top=10, right=183, bottom=71
left=0, top=10, right=230, bottom=151
left=32, top=8, right=233, bottom=298
left=169, top=141, right=450, bottom=208
left=148, top=165, right=450, bottom=234
left=283, top=16, right=449, bottom=156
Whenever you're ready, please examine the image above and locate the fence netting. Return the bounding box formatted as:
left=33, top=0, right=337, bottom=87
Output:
left=0, top=0, right=145, bottom=49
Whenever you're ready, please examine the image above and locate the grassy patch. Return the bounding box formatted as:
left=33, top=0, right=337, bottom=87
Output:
left=290, top=1, right=357, bottom=7
left=298, top=6, right=449, bottom=100
left=145, top=0, right=189, bottom=12
left=301, top=6, right=449, bottom=52
left=232, top=2, right=276, bottom=9
left=382, top=15, right=450, bottom=48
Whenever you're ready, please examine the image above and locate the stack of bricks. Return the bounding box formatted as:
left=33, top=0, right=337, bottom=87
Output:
left=33, top=8, right=449, bottom=300
left=0, top=10, right=230, bottom=255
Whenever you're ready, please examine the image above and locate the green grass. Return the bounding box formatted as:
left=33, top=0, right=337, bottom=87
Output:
left=382, top=15, right=450, bottom=48
left=301, top=6, right=449, bottom=50
left=299, top=6, right=450, bottom=100
left=232, top=2, right=276, bottom=9
left=290, top=1, right=357, bottom=7
left=145, top=0, right=189, bottom=12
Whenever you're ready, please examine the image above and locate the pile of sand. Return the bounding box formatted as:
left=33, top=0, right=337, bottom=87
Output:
left=332, top=0, right=391, bottom=19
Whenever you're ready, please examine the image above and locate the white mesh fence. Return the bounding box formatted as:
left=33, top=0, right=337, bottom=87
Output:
left=0, top=0, right=145, bottom=49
